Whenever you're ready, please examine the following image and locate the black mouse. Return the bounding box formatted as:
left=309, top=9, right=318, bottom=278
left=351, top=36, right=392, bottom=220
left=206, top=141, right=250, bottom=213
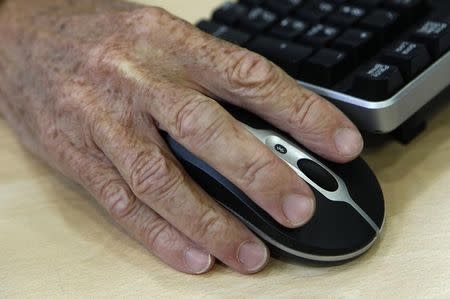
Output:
left=163, top=104, right=385, bottom=264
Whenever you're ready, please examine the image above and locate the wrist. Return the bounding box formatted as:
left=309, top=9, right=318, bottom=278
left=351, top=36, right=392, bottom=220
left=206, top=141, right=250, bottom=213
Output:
left=0, top=0, right=143, bottom=113
left=0, top=0, right=145, bottom=54
left=0, top=0, right=142, bottom=29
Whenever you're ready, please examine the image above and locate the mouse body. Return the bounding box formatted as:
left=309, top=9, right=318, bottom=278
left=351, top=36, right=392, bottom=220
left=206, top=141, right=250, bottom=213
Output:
left=164, top=105, right=385, bottom=263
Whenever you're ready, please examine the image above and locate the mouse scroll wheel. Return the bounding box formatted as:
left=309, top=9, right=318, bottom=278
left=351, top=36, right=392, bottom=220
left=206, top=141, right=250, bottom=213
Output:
left=297, top=159, right=339, bottom=192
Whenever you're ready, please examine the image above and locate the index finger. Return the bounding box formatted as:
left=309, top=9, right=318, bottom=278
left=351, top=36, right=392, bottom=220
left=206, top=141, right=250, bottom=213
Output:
left=182, top=30, right=364, bottom=163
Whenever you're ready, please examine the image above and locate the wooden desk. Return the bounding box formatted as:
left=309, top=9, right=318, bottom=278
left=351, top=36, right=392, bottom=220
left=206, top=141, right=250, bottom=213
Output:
left=1, top=1, right=449, bottom=297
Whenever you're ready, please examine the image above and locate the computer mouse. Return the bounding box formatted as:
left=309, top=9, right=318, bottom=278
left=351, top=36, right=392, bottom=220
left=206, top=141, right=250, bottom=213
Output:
left=163, top=104, right=385, bottom=264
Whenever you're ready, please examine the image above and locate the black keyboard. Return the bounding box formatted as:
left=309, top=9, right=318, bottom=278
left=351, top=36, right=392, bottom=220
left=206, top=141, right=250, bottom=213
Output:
left=198, top=0, right=450, bottom=135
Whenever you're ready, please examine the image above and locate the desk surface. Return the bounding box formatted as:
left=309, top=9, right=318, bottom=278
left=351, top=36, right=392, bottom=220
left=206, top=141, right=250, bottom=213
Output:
left=1, top=1, right=450, bottom=297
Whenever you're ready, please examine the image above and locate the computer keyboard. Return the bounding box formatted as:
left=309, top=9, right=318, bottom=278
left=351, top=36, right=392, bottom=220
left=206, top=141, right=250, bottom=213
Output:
left=197, top=0, right=450, bottom=135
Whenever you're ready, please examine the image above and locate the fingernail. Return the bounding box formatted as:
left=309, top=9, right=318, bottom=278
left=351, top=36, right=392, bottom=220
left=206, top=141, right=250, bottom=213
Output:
left=185, top=248, right=212, bottom=274
left=283, top=194, right=315, bottom=227
left=238, top=241, right=268, bottom=273
left=334, top=128, right=364, bottom=158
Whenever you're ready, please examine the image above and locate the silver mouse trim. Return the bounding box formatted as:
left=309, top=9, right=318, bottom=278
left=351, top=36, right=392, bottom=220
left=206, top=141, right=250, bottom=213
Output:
left=242, top=217, right=384, bottom=262
left=243, top=125, right=380, bottom=233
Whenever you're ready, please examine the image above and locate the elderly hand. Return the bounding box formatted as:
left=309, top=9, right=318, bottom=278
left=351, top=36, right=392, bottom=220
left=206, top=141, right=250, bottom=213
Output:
left=0, top=0, right=363, bottom=274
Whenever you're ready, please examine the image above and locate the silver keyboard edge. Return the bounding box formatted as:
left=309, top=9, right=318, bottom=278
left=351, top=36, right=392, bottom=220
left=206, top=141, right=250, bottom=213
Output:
left=297, top=51, right=450, bottom=133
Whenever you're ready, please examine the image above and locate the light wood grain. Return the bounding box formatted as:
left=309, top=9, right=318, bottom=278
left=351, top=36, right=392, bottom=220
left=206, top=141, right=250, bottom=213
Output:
left=1, top=1, right=450, bottom=298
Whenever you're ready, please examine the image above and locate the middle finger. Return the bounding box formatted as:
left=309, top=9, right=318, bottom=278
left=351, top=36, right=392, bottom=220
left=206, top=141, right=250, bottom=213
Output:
left=138, top=82, right=315, bottom=228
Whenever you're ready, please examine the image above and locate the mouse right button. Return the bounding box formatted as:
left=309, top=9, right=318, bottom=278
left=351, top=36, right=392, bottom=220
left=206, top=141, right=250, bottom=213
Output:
left=297, top=159, right=339, bottom=192
left=326, top=158, right=385, bottom=229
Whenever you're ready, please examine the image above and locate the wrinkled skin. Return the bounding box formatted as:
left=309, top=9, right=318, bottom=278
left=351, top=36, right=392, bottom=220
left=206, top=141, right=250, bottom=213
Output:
left=0, top=0, right=364, bottom=274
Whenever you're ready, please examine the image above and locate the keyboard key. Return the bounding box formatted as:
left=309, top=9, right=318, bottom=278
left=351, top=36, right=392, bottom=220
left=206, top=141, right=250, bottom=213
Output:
left=270, top=17, right=308, bottom=40
left=381, top=41, right=431, bottom=79
left=383, top=0, right=426, bottom=21
left=327, top=5, right=367, bottom=27
left=333, top=29, right=376, bottom=64
left=301, top=48, right=350, bottom=87
left=265, top=0, right=304, bottom=16
left=295, top=1, right=335, bottom=22
left=197, top=20, right=252, bottom=46
left=411, top=21, right=450, bottom=58
left=213, top=2, right=249, bottom=26
left=359, top=9, right=399, bottom=42
left=301, top=24, right=340, bottom=47
left=352, top=63, right=404, bottom=100
left=246, top=36, right=314, bottom=75
left=239, top=7, right=277, bottom=33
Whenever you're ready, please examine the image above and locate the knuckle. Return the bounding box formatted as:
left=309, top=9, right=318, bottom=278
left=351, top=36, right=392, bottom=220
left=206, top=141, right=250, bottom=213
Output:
left=86, top=39, right=120, bottom=70
left=129, top=150, right=183, bottom=198
left=128, top=6, right=191, bottom=39
left=78, top=100, right=98, bottom=125
left=173, top=97, right=225, bottom=146
left=239, top=151, right=278, bottom=189
left=135, top=7, right=194, bottom=42
left=287, top=92, right=324, bottom=130
left=85, top=37, right=127, bottom=76
left=141, top=219, right=175, bottom=252
left=227, top=50, right=279, bottom=96
left=193, top=209, right=229, bottom=242
left=101, top=182, right=138, bottom=220
left=87, top=111, right=121, bottom=149
left=80, top=164, right=139, bottom=221
left=88, top=115, right=108, bottom=142
left=55, top=80, right=99, bottom=125
left=138, top=6, right=168, bottom=19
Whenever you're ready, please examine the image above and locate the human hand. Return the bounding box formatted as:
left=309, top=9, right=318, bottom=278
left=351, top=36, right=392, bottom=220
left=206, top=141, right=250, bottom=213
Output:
left=0, top=0, right=363, bottom=274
